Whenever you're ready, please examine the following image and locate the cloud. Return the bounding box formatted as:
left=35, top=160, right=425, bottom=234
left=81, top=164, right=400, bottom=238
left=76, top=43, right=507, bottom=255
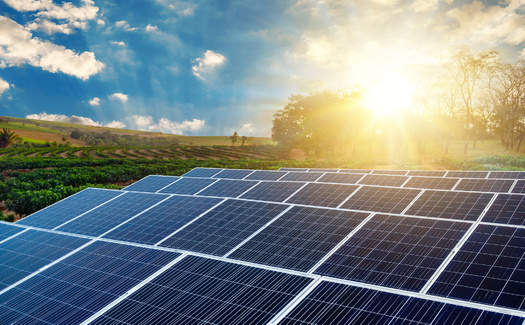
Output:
left=109, top=93, right=128, bottom=103
left=110, top=41, right=126, bottom=47
left=115, top=20, right=138, bottom=31
left=0, top=77, right=9, bottom=96
left=192, top=50, right=226, bottom=80
left=145, top=24, right=158, bottom=32
left=0, top=16, right=104, bottom=80
left=26, top=112, right=125, bottom=128
left=239, top=123, right=255, bottom=134
left=88, top=97, right=100, bottom=106
left=156, top=0, right=196, bottom=16
left=130, top=115, right=205, bottom=134
left=521, top=48, right=525, bottom=60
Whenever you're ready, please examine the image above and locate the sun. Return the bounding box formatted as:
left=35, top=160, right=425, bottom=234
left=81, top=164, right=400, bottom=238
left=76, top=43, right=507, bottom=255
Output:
left=363, top=72, right=414, bottom=117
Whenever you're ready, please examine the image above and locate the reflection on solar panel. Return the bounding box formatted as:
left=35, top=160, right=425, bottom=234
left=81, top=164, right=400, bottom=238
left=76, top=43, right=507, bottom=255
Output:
left=340, top=186, right=420, bottom=214
left=483, top=194, right=525, bottom=226
left=212, top=169, right=254, bottom=179
left=158, top=177, right=217, bottom=195
left=511, top=180, right=525, bottom=193
left=404, top=176, right=459, bottom=190
left=372, top=170, right=408, bottom=175
left=315, top=215, right=470, bottom=291
left=159, top=199, right=289, bottom=255
left=123, top=175, right=179, bottom=193
left=447, top=171, right=489, bottom=178
left=244, top=170, right=287, bottom=180
left=181, top=167, right=222, bottom=177
left=103, top=196, right=223, bottom=245
left=56, top=192, right=169, bottom=236
left=408, top=170, right=448, bottom=177
left=358, top=174, right=408, bottom=187
left=317, top=172, right=364, bottom=184
left=429, top=224, right=525, bottom=310
left=197, top=179, right=258, bottom=198
left=488, top=171, right=525, bottom=179
left=229, top=207, right=369, bottom=271
left=0, top=223, right=24, bottom=241
left=241, top=181, right=305, bottom=202
left=0, top=230, right=89, bottom=290
left=17, top=188, right=122, bottom=229
left=454, top=179, right=514, bottom=192
left=280, top=171, right=324, bottom=182
left=0, top=241, right=180, bottom=324
left=91, top=256, right=313, bottom=324
left=281, top=282, right=523, bottom=324
left=286, top=183, right=359, bottom=207
left=406, top=190, right=493, bottom=221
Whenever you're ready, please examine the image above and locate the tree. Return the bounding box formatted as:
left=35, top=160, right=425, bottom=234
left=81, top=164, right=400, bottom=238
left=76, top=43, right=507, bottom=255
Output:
left=241, top=136, right=249, bottom=146
left=230, top=132, right=239, bottom=146
left=0, top=128, right=20, bottom=148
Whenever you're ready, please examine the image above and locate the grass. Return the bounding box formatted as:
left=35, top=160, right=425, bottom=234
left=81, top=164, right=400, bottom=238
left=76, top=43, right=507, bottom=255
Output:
left=17, top=137, right=48, bottom=144
left=0, top=122, right=64, bottom=135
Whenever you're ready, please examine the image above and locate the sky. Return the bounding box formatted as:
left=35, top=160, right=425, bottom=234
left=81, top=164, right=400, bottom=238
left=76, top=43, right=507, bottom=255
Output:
left=0, top=0, right=523, bottom=136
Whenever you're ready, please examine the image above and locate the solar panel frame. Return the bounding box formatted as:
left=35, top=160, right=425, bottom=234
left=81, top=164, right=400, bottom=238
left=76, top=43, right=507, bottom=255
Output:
left=358, top=174, right=409, bottom=187
left=240, top=181, right=307, bottom=202
left=286, top=183, right=360, bottom=208
left=340, top=186, right=421, bottom=214
left=122, top=175, right=180, bottom=193
left=454, top=179, right=515, bottom=193
left=482, top=194, right=525, bottom=226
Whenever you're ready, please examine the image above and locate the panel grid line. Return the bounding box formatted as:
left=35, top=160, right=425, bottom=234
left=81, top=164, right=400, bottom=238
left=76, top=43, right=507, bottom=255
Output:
left=0, top=228, right=29, bottom=245
left=192, top=178, right=220, bottom=195
left=241, top=170, right=257, bottom=179
left=154, top=177, right=182, bottom=193
left=282, top=182, right=310, bottom=203
left=275, top=171, right=290, bottom=181
left=235, top=180, right=261, bottom=198
left=400, top=176, right=412, bottom=188
left=450, top=178, right=462, bottom=191
left=400, top=189, right=426, bottom=215
left=509, top=179, right=519, bottom=193
left=335, top=185, right=363, bottom=209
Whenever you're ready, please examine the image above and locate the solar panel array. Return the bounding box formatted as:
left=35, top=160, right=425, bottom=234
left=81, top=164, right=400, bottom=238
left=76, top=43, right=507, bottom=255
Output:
left=1, top=166, right=524, bottom=324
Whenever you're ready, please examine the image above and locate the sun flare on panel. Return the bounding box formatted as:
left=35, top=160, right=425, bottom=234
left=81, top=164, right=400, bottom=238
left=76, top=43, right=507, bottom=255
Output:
left=363, top=72, right=415, bottom=117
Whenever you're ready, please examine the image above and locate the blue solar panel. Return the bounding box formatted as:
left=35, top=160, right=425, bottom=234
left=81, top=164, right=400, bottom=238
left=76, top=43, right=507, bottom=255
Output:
left=0, top=241, right=180, bottom=324
left=447, top=171, right=489, bottom=178
left=317, top=172, right=364, bottom=184
left=228, top=206, right=369, bottom=271
left=159, top=199, right=289, bottom=256
left=340, top=186, right=421, bottom=214
left=0, top=230, right=89, bottom=290
left=512, top=180, right=525, bottom=193
left=197, top=179, right=258, bottom=197
left=372, top=170, right=408, bottom=175
left=279, top=168, right=309, bottom=172
left=244, top=170, right=287, bottom=181
left=408, top=170, right=447, bottom=177
left=488, top=171, right=525, bottom=179
left=454, top=179, right=515, bottom=192
left=280, top=171, right=324, bottom=182
left=123, top=175, right=179, bottom=193
left=429, top=224, right=525, bottom=310
left=56, top=192, right=169, bottom=236
left=483, top=194, right=525, bottom=226
left=339, top=169, right=372, bottom=173
left=181, top=167, right=222, bottom=177
left=91, top=255, right=313, bottom=324
left=359, top=174, right=409, bottom=186
left=315, top=215, right=471, bottom=291
left=212, top=169, right=254, bottom=179
left=17, top=188, right=122, bottom=229
left=0, top=223, right=24, bottom=241
left=286, top=183, right=359, bottom=207
left=103, top=196, right=223, bottom=245
left=281, top=281, right=524, bottom=324
left=240, top=181, right=305, bottom=202
left=158, top=177, right=217, bottom=195
left=404, top=176, right=460, bottom=190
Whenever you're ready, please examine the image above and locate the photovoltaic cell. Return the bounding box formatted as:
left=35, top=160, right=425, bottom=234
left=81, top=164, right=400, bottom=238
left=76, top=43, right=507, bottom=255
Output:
left=404, top=176, right=460, bottom=190
left=408, top=170, right=447, bottom=177
left=307, top=168, right=338, bottom=172
left=339, top=169, right=372, bottom=174
left=240, top=181, right=305, bottom=202
left=56, top=192, right=169, bottom=237
left=103, top=196, right=223, bottom=245
left=340, top=186, right=421, bottom=214
left=0, top=230, right=89, bottom=290
left=447, top=171, right=489, bottom=178
left=286, top=183, right=359, bottom=208
left=197, top=179, right=258, bottom=198
left=244, top=170, right=287, bottom=181
left=159, top=199, right=289, bottom=256
left=181, top=167, right=222, bottom=177
left=317, top=172, right=365, bottom=184
left=483, top=194, right=525, bottom=226
left=0, top=223, right=24, bottom=241
left=372, top=170, right=408, bottom=175
left=315, top=214, right=471, bottom=291
left=454, top=179, right=515, bottom=192
left=228, top=206, right=369, bottom=271
left=280, top=171, right=324, bottom=182
left=17, top=188, right=122, bottom=229
left=429, top=224, right=525, bottom=310
left=488, top=171, right=525, bottom=179
left=279, top=168, right=309, bottom=172
left=358, top=174, right=409, bottom=187
left=123, top=175, right=179, bottom=193
left=511, top=180, right=525, bottom=194
left=405, top=190, right=493, bottom=221
left=91, top=255, right=313, bottom=325
left=281, top=282, right=524, bottom=325
left=158, top=177, right=217, bottom=195
left=212, top=169, right=254, bottom=179
left=0, top=241, right=180, bottom=324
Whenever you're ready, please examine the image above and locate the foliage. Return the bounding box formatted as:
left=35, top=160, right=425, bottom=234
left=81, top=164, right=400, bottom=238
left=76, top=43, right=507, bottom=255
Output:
left=0, top=128, right=20, bottom=148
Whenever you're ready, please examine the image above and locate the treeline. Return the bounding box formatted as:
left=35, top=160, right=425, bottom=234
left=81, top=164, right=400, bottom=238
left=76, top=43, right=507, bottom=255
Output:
left=70, top=130, right=180, bottom=147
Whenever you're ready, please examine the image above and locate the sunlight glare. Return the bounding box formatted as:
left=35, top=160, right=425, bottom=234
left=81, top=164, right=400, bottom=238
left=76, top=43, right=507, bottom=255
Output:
left=363, top=72, right=414, bottom=117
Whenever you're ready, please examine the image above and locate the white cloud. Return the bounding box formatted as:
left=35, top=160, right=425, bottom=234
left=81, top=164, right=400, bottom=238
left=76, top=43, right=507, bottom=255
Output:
left=110, top=41, right=126, bottom=47
left=145, top=24, right=158, bottom=32
left=156, top=0, right=196, bottom=16
left=115, top=20, right=138, bottom=31
left=88, top=97, right=100, bottom=106
left=239, top=123, right=255, bottom=134
left=131, top=115, right=154, bottom=127
left=0, top=77, right=9, bottom=96
left=109, top=93, right=128, bottom=103
left=412, top=0, right=440, bottom=12
left=130, top=115, right=205, bottom=134
left=0, top=16, right=104, bottom=80
left=26, top=112, right=125, bottom=128
left=192, top=50, right=226, bottom=80
left=97, top=19, right=105, bottom=26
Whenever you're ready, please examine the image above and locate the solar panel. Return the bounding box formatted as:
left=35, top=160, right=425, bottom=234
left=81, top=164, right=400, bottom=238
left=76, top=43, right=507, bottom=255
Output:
left=358, top=174, right=409, bottom=187
left=447, top=171, right=489, bottom=178
left=454, top=179, right=515, bottom=192
left=279, top=171, right=324, bottom=182
left=488, top=171, right=525, bottom=179
left=316, top=172, right=365, bottom=184
left=281, top=281, right=524, bottom=324
left=408, top=170, right=448, bottom=177
left=102, top=196, right=223, bottom=245
left=0, top=230, right=89, bottom=290
left=405, top=190, right=494, bottom=221
left=228, top=206, right=369, bottom=271
left=0, top=241, right=180, bottom=324
left=279, top=167, right=309, bottom=172
left=339, top=169, right=372, bottom=173
left=240, top=181, right=305, bottom=202
left=16, top=188, right=123, bottom=229
left=372, top=170, right=408, bottom=175
left=307, top=168, right=338, bottom=172
left=123, top=175, right=179, bottom=193
left=55, top=192, right=169, bottom=236
left=212, top=169, right=254, bottom=179
left=340, top=186, right=421, bottom=214
left=181, top=167, right=222, bottom=177
left=90, top=255, right=313, bottom=324
left=286, top=183, right=359, bottom=208
left=511, top=180, right=525, bottom=193
left=315, top=214, right=471, bottom=291
left=244, top=170, right=287, bottom=180
left=0, top=223, right=24, bottom=241
left=158, top=199, right=289, bottom=256
left=404, top=176, right=460, bottom=190
left=483, top=194, right=525, bottom=226
left=158, top=177, right=217, bottom=195
left=197, top=179, right=258, bottom=198
left=428, top=224, right=525, bottom=310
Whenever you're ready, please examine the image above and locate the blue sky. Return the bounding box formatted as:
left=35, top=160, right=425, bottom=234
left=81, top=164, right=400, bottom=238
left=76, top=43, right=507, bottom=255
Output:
left=0, top=0, right=523, bottom=136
